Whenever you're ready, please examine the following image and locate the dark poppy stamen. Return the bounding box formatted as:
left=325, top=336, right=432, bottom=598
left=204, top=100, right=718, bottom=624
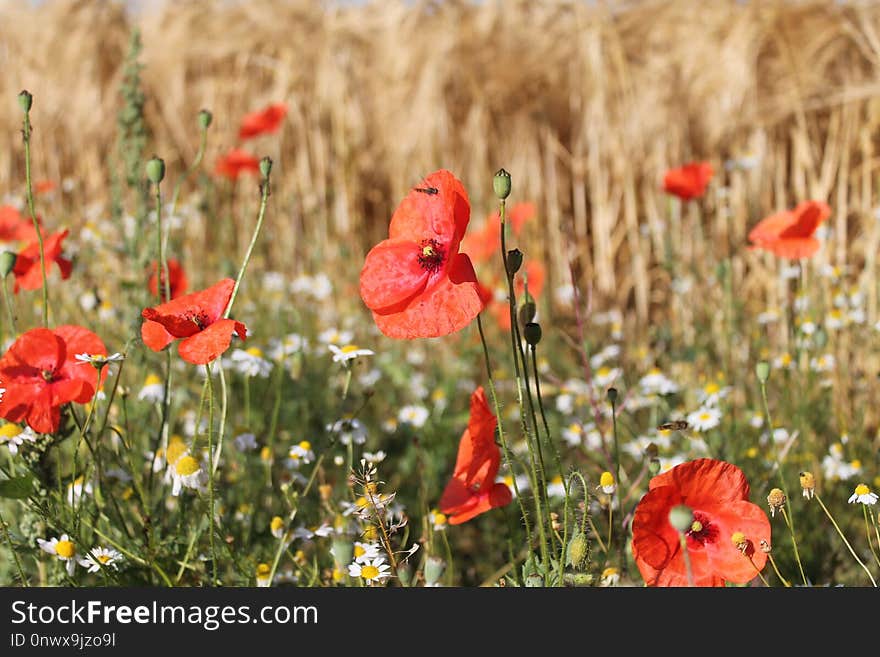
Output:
left=185, top=311, right=210, bottom=330
left=417, top=238, right=445, bottom=273
left=414, top=186, right=439, bottom=195
left=41, top=369, right=56, bottom=382
left=686, top=511, right=719, bottom=546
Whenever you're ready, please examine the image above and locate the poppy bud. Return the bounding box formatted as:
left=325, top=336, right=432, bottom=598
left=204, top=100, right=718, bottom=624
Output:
left=198, top=109, right=213, bottom=129
left=756, top=361, right=770, bottom=383
left=424, top=556, right=445, bottom=586
left=524, top=573, right=544, bottom=587
left=17, top=90, right=32, bottom=113
left=645, top=442, right=659, bottom=459
left=260, top=156, right=273, bottom=180
left=606, top=387, right=618, bottom=404
left=563, top=572, right=594, bottom=587
left=648, top=457, right=661, bottom=475
left=506, top=248, right=523, bottom=274
left=814, top=329, right=828, bottom=348
left=146, top=156, right=165, bottom=184
left=668, top=504, right=694, bottom=533
left=0, top=251, right=16, bottom=277
left=396, top=561, right=412, bottom=587
left=523, top=322, right=542, bottom=346
left=330, top=538, right=352, bottom=569
left=493, top=168, right=511, bottom=200
left=565, top=531, right=590, bottom=571
left=518, top=294, right=536, bottom=328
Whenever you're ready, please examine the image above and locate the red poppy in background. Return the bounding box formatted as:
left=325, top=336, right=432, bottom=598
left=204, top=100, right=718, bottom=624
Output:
left=238, top=103, right=288, bottom=140
left=141, top=278, right=247, bottom=365
left=747, top=200, right=831, bottom=259
left=148, top=258, right=189, bottom=302
left=214, top=148, right=260, bottom=180
left=359, top=169, right=491, bottom=339
left=35, top=180, right=56, bottom=195
left=0, top=206, right=39, bottom=243
left=491, top=259, right=546, bottom=331
left=13, top=229, right=72, bottom=293
left=438, top=386, right=512, bottom=524
left=663, top=161, right=714, bottom=201
left=460, top=202, right=537, bottom=263
left=0, top=325, right=108, bottom=433
left=631, top=458, right=771, bottom=587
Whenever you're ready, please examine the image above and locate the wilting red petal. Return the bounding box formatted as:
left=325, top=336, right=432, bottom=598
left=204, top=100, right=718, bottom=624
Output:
left=359, top=239, right=430, bottom=311
left=141, top=320, right=175, bottom=352
left=239, top=102, right=288, bottom=140
left=389, top=170, right=470, bottom=245
left=177, top=318, right=246, bottom=365
left=372, top=252, right=488, bottom=339
left=648, top=457, right=749, bottom=507
left=703, top=500, right=771, bottom=583
left=142, top=278, right=235, bottom=338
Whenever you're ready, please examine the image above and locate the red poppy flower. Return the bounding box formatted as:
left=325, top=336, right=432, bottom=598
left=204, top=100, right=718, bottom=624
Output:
left=491, top=259, right=546, bottom=331
left=460, top=202, right=537, bottom=264
left=214, top=148, right=260, bottom=180
left=747, top=200, right=831, bottom=259
left=438, top=386, right=513, bottom=524
left=238, top=103, right=288, bottom=140
left=663, top=161, right=714, bottom=201
left=12, top=229, right=72, bottom=293
left=141, top=278, right=247, bottom=365
left=148, top=258, right=189, bottom=301
left=359, top=169, right=491, bottom=339
left=0, top=325, right=107, bottom=434
left=0, top=206, right=39, bottom=243
left=35, top=180, right=56, bottom=195
left=631, top=458, right=771, bottom=587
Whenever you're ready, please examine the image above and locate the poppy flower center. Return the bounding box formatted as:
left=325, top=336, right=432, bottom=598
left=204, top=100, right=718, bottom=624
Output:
left=685, top=511, right=718, bottom=547
left=185, top=311, right=211, bottom=330
left=41, top=369, right=56, bottom=382
left=417, top=239, right=445, bottom=273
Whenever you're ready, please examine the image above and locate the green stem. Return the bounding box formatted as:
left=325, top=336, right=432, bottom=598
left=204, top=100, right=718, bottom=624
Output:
left=21, top=108, right=49, bottom=326
left=678, top=532, right=694, bottom=586
left=814, top=493, right=876, bottom=586
left=0, top=508, right=28, bottom=586
left=864, top=505, right=880, bottom=568
left=205, top=362, right=218, bottom=585
left=1, top=277, right=16, bottom=338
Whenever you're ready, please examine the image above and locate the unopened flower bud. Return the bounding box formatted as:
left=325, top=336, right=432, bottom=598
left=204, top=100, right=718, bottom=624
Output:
left=17, top=90, right=32, bottom=113
left=518, top=294, right=536, bottom=327
left=260, top=156, right=273, bottom=179
left=198, top=109, right=213, bottom=129
left=767, top=488, right=786, bottom=517
left=0, top=251, right=16, bottom=277
left=146, top=156, right=165, bottom=184
left=756, top=361, right=770, bottom=383
left=523, top=322, right=542, bottom=346
left=396, top=561, right=412, bottom=587
left=607, top=387, right=618, bottom=404
left=799, top=471, right=816, bottom=500
left=493, top=168, right=511, bottom=200
left=648, top=457, right=661, bottom=475
left=524, top=573, right=544, bottom=587
left=668, top=504, right=694, bottom=533
left=644, top=442, right=659, bottom=459
left=424, top=556, right=446, bottom=586
left=566, top=531, right=590, bottom=571
left=506, top=248, right=523, bottom=274
left=330, top=538, right=352, bottom=569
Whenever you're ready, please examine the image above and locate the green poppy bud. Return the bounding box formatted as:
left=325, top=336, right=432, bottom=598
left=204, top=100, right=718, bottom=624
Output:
left=424, top=556, right=446, bottom=586
left=506, top=248, right=523, bottom=274
left=145, top=156, right=165, bottom=184
left=396, top=561, right=412, bottom=587
left=0, top=251, right=16, bottom=277
left=330, top=538, right=353, bottom=569
left=523, top=322, right=542, bottom=346
left=518, top=297, right=537, bottom=328
left=493, top=168, right=511, bottom=200
left=17, top=90, right=32, bottom=113
left=565, top=531, right=590, bottom=571
left=756, top=361, right=770, bottom=383
left=524, top=572, right=544, bottom=587
left=198, top=109, right=213, bottom=129
left=260, top=156, right=273, bottom=180
left=668, top=504, right=694, bottom=533
left=649, top=457, right=661, bottom=475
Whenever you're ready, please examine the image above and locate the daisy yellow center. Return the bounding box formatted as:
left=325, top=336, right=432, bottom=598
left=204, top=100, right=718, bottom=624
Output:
left=601, top=567, right=618, bottom=578
left=97, top=554, right=112, bottom=564
left=260, top=446, right=272, bottom=461
left=55, top=540, right=75, bottom=559
left=704, top=382, right=719, bottom=394
left=698, top=412, right=712, bottom=422
left=298, top=440, right=311, bottom=451
left=551, top=475, right=563, bottom=485
left=503, top=475, right=514, bottom=487
left=362, top=526, right=377, bottom=542
left=855, top=484, right=870, bottom=496
left=597, top=367, right=610, bottom=377
left=433, top=512, right=447, bottom=525
left=780, top=354, right=792, bottom=365
left=360, top=565, right=379, bottom=579
left=354, top=545, right=366, bottom=558
left=599, top=472, right=614, bottom=488
left=0, top=424, right=22, bottom=438
left=166, top=439, right=188, bottom=466
left=355, top=496, right=369, bottom=509
left=246, top=347, right=264, bottom=358
left=568, top=423, right=582, bottom=434
left=851, top=459, right=862, bottom=469
left=332, top=568, right=344, bottom=582
left=341, top=345, right=360, bottom=354
left=256, top=563, right=271, bottom=577
left=175, top=455, right=200, bottom=476
left=270, top=516, right=284, bottom=532
left=648, top=368, right=661, bottom=376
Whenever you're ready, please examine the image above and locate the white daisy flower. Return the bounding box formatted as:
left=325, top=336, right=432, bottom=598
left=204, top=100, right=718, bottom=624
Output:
left=749, top=412, right=764, bottom=429
left=229, top=347, right=273, bottom=378
left=287, top=441, right=315, bottom=468
left=600, top=567, right=620, bottom=587
left=318, top=327, right=353, bottom=345
left=0, top=423, right=36, bottom=455
left=561, top=422, right=586, bottom=447
left=362, top=450, right=386, bottom=464
left=78, top=546, right=123, bottom=573
left=329, top=344, right=375, bottom=364
left=696, top=382, right=730, bottom=407
left=592, top=366, right=621, bottom=388
left=772, top=353, right=795, bottom=370
left=327, top=417, right=367, bottom=446
left=169, top=454, right=207, bottom=496
left=597, top=471, right=616, bottom=495
left=267, top=333, right=309, bottom=360
left=429, top=509, right=448, bottom=531
left=348, top=557, right=391, bottom=583
left=138, top=374, right=165, bottom=403
left=810, top=353, right=835, bottom=373
left=686, top=407, right=722, bottom=432
left=74, top=352, right=123, bottom=368
left=66, top=476, right=93, bottom=505
left=397, top=404, right=429, bottom=428
left=639, top=368, right=680, bottom=395
left=848, top=484, right=879, bottom=506
left=547, top=475, right=566, bottom=498
left=353, top=541, right=382, bottom=564
left=270, top=516, right=288, bottom=540
left=757, top=309, right=780, bottom=325
left=309, top=273, right=333, bottom=301
left=292, top=523, right=334, bottom=541
left=37, top=534, right=79, bottom=576
left=358, top=368, right=382, bottom=387
left=255, top=563, right=272, bottom=587
left=233, top=431, right=258, bottom=452
left=824, top=309, right=845, bottom=331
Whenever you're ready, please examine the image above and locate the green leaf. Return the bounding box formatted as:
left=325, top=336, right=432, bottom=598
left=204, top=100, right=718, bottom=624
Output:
left=0, top=474, right=34, bottom=499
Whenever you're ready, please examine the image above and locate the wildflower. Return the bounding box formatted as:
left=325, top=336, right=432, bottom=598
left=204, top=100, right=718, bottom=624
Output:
left=809, top=353, right=835, bottom=373
left=13, top=230, right=72, bottom=292
left=429, top=509, right=448, bottom=531
left=229, top=347, right=272, bottom=377
left=78, top=547, right=123, bottom=573
left=328, top=344, right=374, bottom=364
left=233, top=430, right=257, bottom=452
left=141, top=278, right=247, bottom=365
left=292, top=523, right=333, bottom=540
left=353, top=541, right=382, bottom=564
left=459, top=201, right=536, bottom=263
left=238, top=102, right=288, bottom=140
left=696, top=382, right=730, bottom=407
left=255, top=563, right=272, bottom=587
left=799, top=471, right=816, bottom=500
left=0, top=326, right=107, bottom=433
left=267, top=333, right=308, bottom=360
left=593, top=366, right=621, bottom=389
left=74, top=352, right=123, bottom=368
left=639, top=368, right=679, bottom=395
left=359, top=169, right=491, bottom=339
left=37, top=534, right=79, bottom=576
left=748, top=201, right=831, bottom=259
left=170, top=454, right=206, bottom=496
left=362, top=449, right=386, bottom=464
left=598, top=471, right=616, bottom=495
left=767, top=488, right=786, bottom=517
left=270, top=516, right=286, bottom=540
left=148, top=258, right=188, bottom=301
left=631, top=458, right=771, bottom=586
left=398, top=404, right=429, bottom=428
left=287, top=440, right=315, bottom=467
left=757, top=309, right=780, bottom=325
left=686, top=407, right=722, bottom=432
left=663, top=161, right=714, bottom=201
left=848, top=484, right=878, bottom=506
left=326, top=417, right=366, bottom=446
left=318, top=327, right=353, bottom=345
left=214, top=148, right=260, bottom=180
left=0, top=205, right=38, bottom=242
left=438, top=386, right=513, bottom=524
left=348, top=557, right=391, bottom=584
left=772, top=353, right=794, bottom=370
left=0, top=423, right=36, bottom=454
left=748, top=412, right=764, bottom=429
left=66, top=476, right=93, bottom=505
left=547, top=475, right=566, bottom=498
left=600, top=567, right=620, bottom=587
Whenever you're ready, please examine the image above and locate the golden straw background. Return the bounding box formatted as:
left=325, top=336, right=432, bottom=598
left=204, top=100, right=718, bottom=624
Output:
left=2, top=0, right=880, bottom=328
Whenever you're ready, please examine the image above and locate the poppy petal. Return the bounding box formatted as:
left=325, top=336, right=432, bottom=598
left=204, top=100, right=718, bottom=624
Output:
left=372, top=252, right=488, bottom=339
left=26, top=389, right=62, bottom=434
left=766, top=237, right=821, bottom=259
left=141, top=320, right=175, bottom=353
left=631, top=484, right=683, bottom=571
left=703, top=500, right=771, bottom=583
left=389, top=170, right=470, bottom=244
left=748, top=210, right=796, bottom=245
left=177, top=318, right=246, bottom=365
left=142, top=278, right=235, bottom=337
left=778, top=201, right=831, bottom=239
left=6, top=328, right=64, bottom=373
left=0, top=381, right=42, bottom=424
left=55, top=325, right=107, bottom=399
left=648, top=457, right=749, bottom=506
left=359, top=239, right=430, bottom=311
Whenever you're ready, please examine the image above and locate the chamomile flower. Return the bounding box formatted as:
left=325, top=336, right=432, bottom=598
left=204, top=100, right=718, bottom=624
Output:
left=848, top=484, right=878, bottom=506
left=233, top=430, right=258, bottom=452
left=169, top=455, right=206, bottom=496
left=600, top=567, right=620, bottom=587
left=593, top=366, right=621, bottom=388
left=597, top=471, right=616, bottom=495
left=362, top=450, right=386, bottom=464
left=686, top=407, right=722, bottom=432
left=326, top=417, right=367, bottom=446
left=255, top=563, right=272, bottom=587
left=639, top=368, right=680, bottom=395
left=398, top=404, right=429, bottom=428
left=287, top=441, right=315, bottom=468
left=757, top=309, right=781, bottom=325
left=429, top=509, right=448, bottom=531
left=359, top=368, right=382, bottom=387
left=66, top=476, right=93, bottom=505
left=292, top=523, right=334, bottom=541
left=748, top=412, right=764, bottom=429
left=74, top=352, right=124, bottom=369
left=37, top=534, right=79, bottom=576
left=229, top=347, right=273, bottom=378
left=562, top=422, right=586, bottom=447
left=353, top=541, right=382, bottom=564
left=348, top=557, right=391, bottom=584
left=329, top=344, right=375, bottom=364
left=0, top=423, right=36, bottom=455
left=810, top=353, right=835, bottom=373
left=773, top=352, right=795, bottom=370
left=696, top=382, right=730, bottom=407
left=318, top=327, right=353, bottom=345
left=267, top=333, right=309, bottom=360
left=138, top=374, right=164, bottom=403
left=78, top=547, right=123, bottom=573
left=825, top=309, right=846, bottom=331
left=270, top=516, right=287, bottom=540
left=547, top=475, right=566, bottom=498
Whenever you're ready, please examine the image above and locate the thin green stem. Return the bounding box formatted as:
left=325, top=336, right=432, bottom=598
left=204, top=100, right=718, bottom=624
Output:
left=678, top=532, right=694, bottom=586
left=21, top=109, right=49, bottom=326
left=863, top=505, right=880, bottom=568
left=779, top=507, right=808, bottom=586
left=1, top=277, right=16, bottom=338
left=205, top=362, right=218, bottom=586
left=814, top=493, right=876, bottom=586
left=440, top=529, right=455, bottom=587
